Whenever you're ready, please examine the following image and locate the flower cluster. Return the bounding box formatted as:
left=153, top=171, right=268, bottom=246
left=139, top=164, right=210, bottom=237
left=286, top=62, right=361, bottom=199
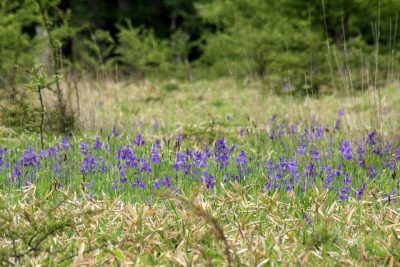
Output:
left=0, top=119, right=398, bottom=202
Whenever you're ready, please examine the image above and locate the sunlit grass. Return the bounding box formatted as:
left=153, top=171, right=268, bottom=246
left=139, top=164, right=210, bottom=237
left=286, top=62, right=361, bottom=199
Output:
left=1, top=186, right=400, bottom=266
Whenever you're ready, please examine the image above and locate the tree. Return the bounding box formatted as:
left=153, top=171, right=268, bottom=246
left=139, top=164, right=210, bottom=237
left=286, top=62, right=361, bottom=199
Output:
left=196, top=0, right=324, bottom=93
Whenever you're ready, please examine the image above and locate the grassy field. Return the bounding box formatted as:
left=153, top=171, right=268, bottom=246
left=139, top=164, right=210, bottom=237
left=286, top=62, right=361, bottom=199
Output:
left=1, top=78, right=400, bottom=266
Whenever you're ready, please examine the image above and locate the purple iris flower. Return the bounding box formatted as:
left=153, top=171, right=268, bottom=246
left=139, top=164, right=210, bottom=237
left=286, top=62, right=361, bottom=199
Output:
left=140, top=158, right=151, bottom=173
left=93, top=136, right=102, bottom=150
left=20, top=146, right=40, bottom=167
left=133, top=177, right=145, bottom=189
left=200, top=170, right=216, bottom=189
left=367, top=165, right=377, bottom=179
left=80, top=141, right=88, bottom=155
left=154, top=176, right=171, bottom=189
left=367, top=131, right=376, bottom=146
left=112, top=126, right=120, bottom=137
left=334, top=119, right=341, bottom=130
left=340, top=140, right=353, bottom=160
left=150, top=146, right=160, bottom=163
left=304, top=213, right=312, bottom=225
left=61, top=137, right=70, bottom=150
left=338, top=108, right=345, bottom=117
left=355, top=183, right=366, bottom=200
left=310, top=150, right=320, bottom=161
left=339, top=186, right=350, bottom=200
left=133, top=133, right=145, bottom=146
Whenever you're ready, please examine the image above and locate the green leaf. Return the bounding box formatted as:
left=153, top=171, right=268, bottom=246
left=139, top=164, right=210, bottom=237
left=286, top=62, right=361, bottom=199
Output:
left=111, top=248, right=126, bottom=261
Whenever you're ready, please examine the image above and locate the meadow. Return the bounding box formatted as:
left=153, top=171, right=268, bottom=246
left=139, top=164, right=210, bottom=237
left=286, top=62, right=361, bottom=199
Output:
left=1, top=79, right=400, bottom=266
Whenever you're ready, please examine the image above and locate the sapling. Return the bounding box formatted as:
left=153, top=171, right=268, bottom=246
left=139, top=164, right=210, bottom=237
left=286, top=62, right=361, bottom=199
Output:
left=35, top=0, right=75, bottom=133
left=26, top=64, right=59, bottom=148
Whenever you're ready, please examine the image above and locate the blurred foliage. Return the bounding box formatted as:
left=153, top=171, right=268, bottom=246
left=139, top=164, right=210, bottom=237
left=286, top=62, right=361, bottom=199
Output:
left=116, top=22, right=173, bottom=77
left=0, top=0, right=39, bottom=89
left=0, top=0, right=400, bottom=96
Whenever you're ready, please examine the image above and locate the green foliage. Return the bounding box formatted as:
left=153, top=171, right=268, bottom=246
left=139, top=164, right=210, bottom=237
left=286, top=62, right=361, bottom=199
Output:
left=196, top=0, right=325, bottom=93
left=162, top=82, right=180, bottom=92
left=0, top=0, right=39, bottom=89
left=117, top=22, right=173, bottom=77
left=72, top=29, right=116, bottom=74
left=0, top=99, right=42, bottom=132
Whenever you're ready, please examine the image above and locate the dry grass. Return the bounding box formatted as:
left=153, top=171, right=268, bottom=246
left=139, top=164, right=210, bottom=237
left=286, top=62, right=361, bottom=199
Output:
left=64, top=78, right=400, bottom=137
left=1, top=185, right=400, bottom=266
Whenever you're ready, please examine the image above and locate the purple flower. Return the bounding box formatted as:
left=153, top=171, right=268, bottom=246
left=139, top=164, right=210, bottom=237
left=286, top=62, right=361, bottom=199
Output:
left=133, top=177, right=145, bottom=189
left=340, top=140, right=353, bottom=160
left=355, top=183, right=366, bottom=200
left=305, top=163, right=315, bottom=177
left=338, top=107, right=345, bottom=117
left=11, top=164, right=21, bottom=178
left=342, top=172, right=352, bottom=184
left=193, top=151, right=207, bottom=168
left=334, top=119, right=341, bottom=130
left=154, top=176, right=171, bottom=189
left=269, top=114, right=277, bottom=124
left=80, top=155, right=98, bottom=174
left=310, top=150, right=320, bottom=161
left=304, top=213, right=312, bottom=225
left=200, top=171, right=215, bottom=189
left=214, top=138, right=232, bottom=169
left=314, top=127, right=323, bottom=139
left=339, top=185, right=350, bottom=200
left=367, top=165, right=377, bottom=179
left=395, top=147, right=400, bottom=161
left=93, top=136, right=102, bottom=150
left=140, top=158, right=151, bottom=173
left=40, top=150, right=47, bottom=159
left=176, top=133, right=183, bottom=142
left=383, top=188, right=397, bottom=200
left=357, top=144, right=365, bottom=166
left=290, top=124, right=298, bottom=134
left=323, top=166, right=333, bottom=189
left=150, top=146, right=160, bottom=163
left=53, top=164, right=61, bottom=174
left=20, top=146, right=40, bottom=167
left=155, top=139, right=162, bottom=149
left=288, top=159, right=298, bottom=174
left=61, top=137, right=70, bottom=150
left=236, top=150, right=247, bottom=165
left=47, top=146, right=57, bottom=158
left=367, top=131, right=376, bottom=146
left=173, top=152, right=191, bottom=174
left=386, top=161, right=396, bottom=170
left=112, top=126, right=120, bottom=137
left=133, top=133, right=145, bottom=146
left=372, top=146, right=383, bottom=156
left=111, top=179, right=119, bottom=191
left=297, top=146, right=306, bottom=155
left=79, top=141, right=88, bottom=155
left=153, top=120, right=159, bottom=131
left=119, top=165, right=127, bottom=183
left=239, top=128, right=245, bottom=137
